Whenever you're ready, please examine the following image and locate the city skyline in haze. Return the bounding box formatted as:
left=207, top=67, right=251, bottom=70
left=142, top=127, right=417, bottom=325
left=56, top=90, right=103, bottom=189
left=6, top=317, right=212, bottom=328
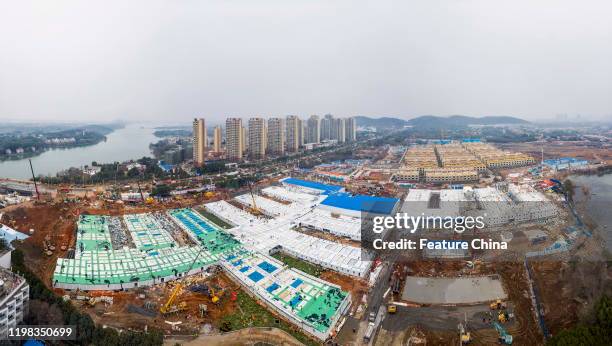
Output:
left=1, top=0, right=611, bottom=123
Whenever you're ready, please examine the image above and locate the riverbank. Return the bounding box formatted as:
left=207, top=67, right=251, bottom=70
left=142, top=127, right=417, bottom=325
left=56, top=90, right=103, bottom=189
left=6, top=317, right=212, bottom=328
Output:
left=0, top=128, right=110, bottom=163
left=0, top=125, right=157, bottom=179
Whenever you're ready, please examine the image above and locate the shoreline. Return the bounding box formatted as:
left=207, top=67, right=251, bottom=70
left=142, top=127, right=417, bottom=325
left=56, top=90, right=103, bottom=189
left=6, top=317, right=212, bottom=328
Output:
left=0, top=136, right=110, bottom=163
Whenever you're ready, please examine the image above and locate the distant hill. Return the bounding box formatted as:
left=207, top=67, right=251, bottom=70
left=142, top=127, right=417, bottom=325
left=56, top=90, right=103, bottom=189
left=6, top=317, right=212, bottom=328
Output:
left=355, top=115, right=528, bottom=129
left=354, top=116, right=408, bottom=128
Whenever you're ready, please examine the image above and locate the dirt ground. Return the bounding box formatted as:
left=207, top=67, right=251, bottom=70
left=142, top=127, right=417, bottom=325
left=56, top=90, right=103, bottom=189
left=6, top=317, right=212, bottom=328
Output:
left=3, top=201, right=79, bottom=284
left=166, top=327, right=304, bottom=346
left=491, top=262, right=544, bottom=345
left=529, top=260, right=612, bottom=338
left=74, top=271, right=239, bottom=335
left=376, top=326, right=455, bottom=346
left=500, top=141, right=612, bottom=164
left=375, top=260, right=543, bottom=346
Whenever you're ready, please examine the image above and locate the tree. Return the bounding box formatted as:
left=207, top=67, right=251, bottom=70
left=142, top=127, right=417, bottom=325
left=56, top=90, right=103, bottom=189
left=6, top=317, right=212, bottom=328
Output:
left=548, top=295, right=612, bottom=345
left=563, top=179, right=575, bottom=202
left=151, top=184, right=172, bottom=197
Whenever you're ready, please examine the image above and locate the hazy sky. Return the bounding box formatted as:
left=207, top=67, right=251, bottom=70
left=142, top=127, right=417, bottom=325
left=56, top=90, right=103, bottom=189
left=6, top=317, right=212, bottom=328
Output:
left=1, top=0, right=611, bottom=123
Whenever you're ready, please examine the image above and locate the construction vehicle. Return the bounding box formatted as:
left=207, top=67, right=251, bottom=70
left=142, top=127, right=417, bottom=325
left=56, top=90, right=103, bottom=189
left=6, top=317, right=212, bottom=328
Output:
left=209, top=285, right=226, bottom=304
left=160, top=246, right=206, bottom=314
left=458, top=312, right=471, bottom=344
left=247, top=181, right=262, bottom=216
left=204, top=191, right=215, bottom=199
left=164, top=320, right=182, bottom=331
left=210, top=287, right=220, bottom=304
left=368, top=311, right=377, bottom=322
left=145, top=196, right=155, bottom=204
left=387, top=304, right=397, bottom=314
left=87, top=296, right=113, bottom=307
left=493, top=322, right=513, bottom=345
left=498, top=310, right=514, bottom=323
left=490, top=299, right=507, bottom=310
left=458, top=323, right=471, bottom=344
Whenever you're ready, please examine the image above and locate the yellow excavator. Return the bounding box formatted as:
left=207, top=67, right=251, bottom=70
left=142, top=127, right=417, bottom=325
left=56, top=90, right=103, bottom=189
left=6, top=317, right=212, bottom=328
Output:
left=210, top=286, right=222, bottom=304
left=160, top=246, right=206, bottom=315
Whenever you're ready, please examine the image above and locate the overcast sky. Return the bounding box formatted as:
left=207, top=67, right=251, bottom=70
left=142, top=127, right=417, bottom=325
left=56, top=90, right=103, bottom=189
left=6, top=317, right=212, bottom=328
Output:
left=1, top=0, right=611, bottom=123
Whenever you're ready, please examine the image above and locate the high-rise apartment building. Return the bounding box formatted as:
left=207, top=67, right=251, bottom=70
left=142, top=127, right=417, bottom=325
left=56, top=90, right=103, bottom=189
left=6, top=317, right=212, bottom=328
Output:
left=286, top=115, right=302, bottom=152
left=345, top=117, right=357, bottom=142
left=306, top=115, right=320, bottom=143
left=298, top=117, right=303, bottom=147
left=321, top=114, right=334, bottom=140
left=242, top=126, right=248, bottom=151
left=267, top=117, right=285, bottom=155
left=226, top=118, right=244, bottom=160
left=0, top=268, right=29, bottom=336
left=334, top=118, right=346, bottom=143
left=248, top=117, right=266, bottom=159
left=212, top=126, right=222, bottom=152
left=192, top=118, right=206, bottom=166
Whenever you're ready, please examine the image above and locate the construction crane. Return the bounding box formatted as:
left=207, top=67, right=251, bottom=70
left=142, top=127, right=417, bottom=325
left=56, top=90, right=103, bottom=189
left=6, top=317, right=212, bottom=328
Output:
left=247, top=181, right=262, bottom=216
left=160, top=246, right=206, bottom=314
left=137, top=180, right=145, bottom=203
left=493, top=322, right=513, bottom=345
left=28, top=159, right=40, bottom=200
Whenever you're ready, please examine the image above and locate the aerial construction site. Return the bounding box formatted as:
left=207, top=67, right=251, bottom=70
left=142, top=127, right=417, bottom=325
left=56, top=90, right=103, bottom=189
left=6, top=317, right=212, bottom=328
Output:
left=1, top=138, right=610, bottom=346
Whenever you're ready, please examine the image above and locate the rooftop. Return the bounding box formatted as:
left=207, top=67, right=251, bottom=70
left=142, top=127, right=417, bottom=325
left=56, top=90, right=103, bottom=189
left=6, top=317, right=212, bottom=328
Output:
left=320, top=194, right=399, bottom=215
left=0, top=268, right=25, bottom=303
left=281, top=178, right=344, bottom=194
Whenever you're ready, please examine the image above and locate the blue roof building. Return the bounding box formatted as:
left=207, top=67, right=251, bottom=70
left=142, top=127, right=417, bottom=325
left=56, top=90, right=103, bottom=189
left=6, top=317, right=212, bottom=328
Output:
left=320, top=194, right=399, bottom=215
left=281, top=178, right=344, bottom=194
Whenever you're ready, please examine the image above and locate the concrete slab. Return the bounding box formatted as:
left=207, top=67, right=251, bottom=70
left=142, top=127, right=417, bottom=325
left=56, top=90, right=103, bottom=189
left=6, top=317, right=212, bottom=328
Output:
left=401, top=275, right=506, bottom=304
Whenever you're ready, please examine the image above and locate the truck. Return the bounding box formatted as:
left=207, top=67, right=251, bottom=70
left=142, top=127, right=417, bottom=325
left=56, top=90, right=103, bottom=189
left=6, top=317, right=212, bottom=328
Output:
left=363, top=322, right=375, bottom=342
left=368, top=311, right=377, bottom=322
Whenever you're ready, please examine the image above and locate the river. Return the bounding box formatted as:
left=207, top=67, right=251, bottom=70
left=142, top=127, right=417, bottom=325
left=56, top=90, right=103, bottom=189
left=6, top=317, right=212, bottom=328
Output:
left=572, top=174, right=612, bottom=252
left=0, top=124, right=157, bottom=180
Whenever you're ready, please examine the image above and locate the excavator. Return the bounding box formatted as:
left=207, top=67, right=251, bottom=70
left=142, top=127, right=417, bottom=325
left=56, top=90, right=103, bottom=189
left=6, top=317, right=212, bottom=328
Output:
left=458, top=312, right=471, bottom=344
left=493, top=321, right=513, bottom=345
left=209, top=286, right=225, bottom=304
left=160, top=246, right=206, bottom=315
left=490, top=299, right=507, bottom=310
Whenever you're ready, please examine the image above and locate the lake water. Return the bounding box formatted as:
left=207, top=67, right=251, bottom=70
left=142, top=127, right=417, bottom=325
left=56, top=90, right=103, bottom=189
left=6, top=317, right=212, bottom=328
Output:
left=0, top=124, right=157, bottom=179
left=572, top=174, right=612, bottom=251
